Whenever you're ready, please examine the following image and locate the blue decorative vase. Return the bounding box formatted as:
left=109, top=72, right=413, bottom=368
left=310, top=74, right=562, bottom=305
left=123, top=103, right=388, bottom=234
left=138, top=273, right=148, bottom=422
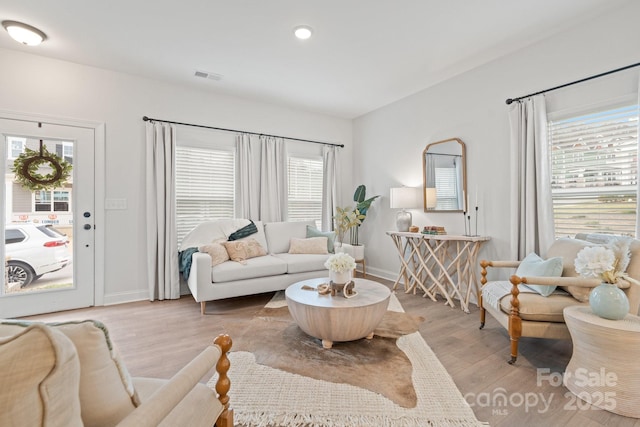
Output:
left=589, top=283, right=629, bottom=320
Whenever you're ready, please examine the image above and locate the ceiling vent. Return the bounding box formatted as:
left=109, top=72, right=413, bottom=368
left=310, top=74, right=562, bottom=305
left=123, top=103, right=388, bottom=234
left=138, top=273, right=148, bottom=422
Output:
left=194, top=70, right=222, bottom=81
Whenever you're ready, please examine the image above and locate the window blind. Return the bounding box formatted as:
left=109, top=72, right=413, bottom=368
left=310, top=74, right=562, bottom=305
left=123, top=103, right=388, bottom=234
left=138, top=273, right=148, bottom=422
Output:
left=288, top=156, right=322, bottom=228
left=175, top=146, right=235, bottom=241
left=435, top=167, right=458, bottom=210
left=549, top=104, right=638, bottom=237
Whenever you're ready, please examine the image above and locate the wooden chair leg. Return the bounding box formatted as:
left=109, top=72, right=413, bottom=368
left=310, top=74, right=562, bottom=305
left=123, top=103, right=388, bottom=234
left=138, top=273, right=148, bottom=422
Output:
left=214, top=334, right=234, bottom=427
left=478, top=288, right=485, bottom=329
left=201, top=301, right=206, bottom=315
left=508, top=336, right=519, bottom=365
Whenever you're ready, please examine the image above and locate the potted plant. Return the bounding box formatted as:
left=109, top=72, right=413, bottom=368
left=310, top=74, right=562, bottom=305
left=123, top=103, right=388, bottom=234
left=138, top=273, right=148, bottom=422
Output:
left=333, top=185, right=379, bottom=260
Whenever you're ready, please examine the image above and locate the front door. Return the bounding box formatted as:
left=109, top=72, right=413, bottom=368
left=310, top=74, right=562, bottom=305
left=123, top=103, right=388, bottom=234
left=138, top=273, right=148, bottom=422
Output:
left=0, top=117, right=95, bottom=317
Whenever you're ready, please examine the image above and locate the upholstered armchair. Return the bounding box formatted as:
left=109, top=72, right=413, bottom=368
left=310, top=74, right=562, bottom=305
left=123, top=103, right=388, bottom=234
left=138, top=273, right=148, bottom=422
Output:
left=479, top=235, right=640, bottom=364
left=0, top=320, right=233, bottom=427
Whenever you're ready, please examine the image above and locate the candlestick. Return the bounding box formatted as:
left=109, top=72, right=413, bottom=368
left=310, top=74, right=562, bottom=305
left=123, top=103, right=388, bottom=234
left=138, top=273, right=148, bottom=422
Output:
left=463, top=211, right=468, bottom=236
left=475, top=206, right=479, bottom=236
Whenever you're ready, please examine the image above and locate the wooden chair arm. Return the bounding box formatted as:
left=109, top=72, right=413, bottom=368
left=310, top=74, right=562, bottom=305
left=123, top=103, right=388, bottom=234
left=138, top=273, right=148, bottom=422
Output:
left=480, top=260, right=521, bottom=269
left=480, top=260, right=521, bottom=288
left=518, top=276, right=604, bottom=288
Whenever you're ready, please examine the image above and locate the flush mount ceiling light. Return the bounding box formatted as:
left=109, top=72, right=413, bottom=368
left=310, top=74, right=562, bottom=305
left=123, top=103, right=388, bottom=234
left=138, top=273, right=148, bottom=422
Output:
left=293, top=25, right=313, bottom=40
left=2, top=20, right=47, bottom=46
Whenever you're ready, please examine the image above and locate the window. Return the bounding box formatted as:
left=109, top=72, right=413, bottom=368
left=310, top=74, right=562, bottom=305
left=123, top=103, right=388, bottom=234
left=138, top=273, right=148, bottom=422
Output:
left=7, top=137, right=25, bottom=159
left=175, top=146, right=235, bottom=241
left=56, top=142, right=73, bottom=164
left=549, top=104, right=638, bottom=237
left=434, top=168, right=458, bottom=210
left=34, top=190, right=71, bottom=212
left=288, top=156, right=323, bottom=228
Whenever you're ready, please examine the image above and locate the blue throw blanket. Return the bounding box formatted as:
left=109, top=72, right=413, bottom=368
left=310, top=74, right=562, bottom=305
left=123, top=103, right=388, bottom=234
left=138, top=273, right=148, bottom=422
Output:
left=178, top=247, right=199, bottom=280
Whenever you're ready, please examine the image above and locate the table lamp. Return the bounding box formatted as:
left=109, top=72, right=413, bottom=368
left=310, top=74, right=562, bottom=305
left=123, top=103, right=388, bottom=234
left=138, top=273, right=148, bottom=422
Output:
left=390, top=187, right=421, bottom=232
left=426, top=187, right=438, bottom=210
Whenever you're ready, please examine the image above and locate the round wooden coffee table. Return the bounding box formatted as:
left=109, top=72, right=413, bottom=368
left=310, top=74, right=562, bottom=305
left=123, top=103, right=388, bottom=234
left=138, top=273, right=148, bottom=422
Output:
left=285, top=277, right=391, bottom=349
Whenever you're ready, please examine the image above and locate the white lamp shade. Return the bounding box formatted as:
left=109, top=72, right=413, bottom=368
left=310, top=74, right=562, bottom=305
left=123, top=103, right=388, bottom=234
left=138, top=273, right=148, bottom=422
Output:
left=390, top=187, right=421, bottom=209
left=426, top=187, right=438, bottom=209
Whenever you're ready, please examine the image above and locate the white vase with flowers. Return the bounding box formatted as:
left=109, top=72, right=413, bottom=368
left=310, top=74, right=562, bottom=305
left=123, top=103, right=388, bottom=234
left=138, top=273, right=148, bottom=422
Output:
left=574, top=241, right=632, bottom=320
left=324, top=252, right=356, bottom=285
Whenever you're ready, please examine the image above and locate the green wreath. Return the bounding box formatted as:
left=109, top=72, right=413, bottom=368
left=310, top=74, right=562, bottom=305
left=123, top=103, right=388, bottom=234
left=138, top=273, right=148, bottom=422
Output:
left=12, top=146, right=72, bottom=192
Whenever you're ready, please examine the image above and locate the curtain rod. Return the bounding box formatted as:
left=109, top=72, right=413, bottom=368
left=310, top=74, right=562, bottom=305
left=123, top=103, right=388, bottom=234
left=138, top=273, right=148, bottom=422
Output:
left=505, top=61, right=640, bottom=105
left=142, top=116, right=344, bottom=148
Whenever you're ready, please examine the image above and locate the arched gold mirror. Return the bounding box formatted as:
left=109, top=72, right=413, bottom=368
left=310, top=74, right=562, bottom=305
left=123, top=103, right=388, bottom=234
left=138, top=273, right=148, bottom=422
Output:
left=422, top=138, right=467, bottom=212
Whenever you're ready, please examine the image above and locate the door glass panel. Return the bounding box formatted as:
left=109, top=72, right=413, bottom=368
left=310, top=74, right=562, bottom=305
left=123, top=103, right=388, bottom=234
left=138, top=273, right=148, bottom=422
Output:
left=4, top=137, right=74, bottom=295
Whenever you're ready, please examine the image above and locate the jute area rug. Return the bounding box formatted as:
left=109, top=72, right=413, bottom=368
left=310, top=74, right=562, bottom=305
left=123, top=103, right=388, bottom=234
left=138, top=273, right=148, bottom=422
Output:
left=208, top=291, right=486, bottom=427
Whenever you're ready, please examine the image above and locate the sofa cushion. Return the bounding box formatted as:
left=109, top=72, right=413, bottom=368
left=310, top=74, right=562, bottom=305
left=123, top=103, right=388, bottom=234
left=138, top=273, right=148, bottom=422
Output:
left=273, top=253, right=331, bottom=274
left=288, top=237, right=329, bottom=255
left=498, top=289, right=588, bottom=322
left=264, top=220, right=316, bottom=254
left=515, top=252, right=563, bottom=296
left=0, top=323, right=83, bottom=427
left=211, top=255, right=287, bottom=282
left=306, top=225, right=336, bottom=253
left=222, top=238, right=268, bottom=262
left=1, top=320, right=139, bottom=427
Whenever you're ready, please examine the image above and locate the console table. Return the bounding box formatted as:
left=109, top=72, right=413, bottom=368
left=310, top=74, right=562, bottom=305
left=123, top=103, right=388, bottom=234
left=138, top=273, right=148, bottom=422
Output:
left=386, top=231, right=490, bottom=313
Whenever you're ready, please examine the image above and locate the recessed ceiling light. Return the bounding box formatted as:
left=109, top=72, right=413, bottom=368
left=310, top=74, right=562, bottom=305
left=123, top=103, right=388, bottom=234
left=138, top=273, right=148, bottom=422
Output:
left=2, top=20, right=47, bottom=46
left=293, top=25, right=313, bottom=40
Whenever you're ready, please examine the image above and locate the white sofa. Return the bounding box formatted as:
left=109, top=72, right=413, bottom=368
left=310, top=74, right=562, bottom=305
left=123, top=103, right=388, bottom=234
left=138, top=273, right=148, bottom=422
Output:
left=180, top=219, right=333, bottom=314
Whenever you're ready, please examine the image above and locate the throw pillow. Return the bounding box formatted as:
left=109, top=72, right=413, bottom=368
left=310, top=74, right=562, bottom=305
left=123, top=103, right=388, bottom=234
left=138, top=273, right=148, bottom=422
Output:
left=515, top=252, right=563, bottom=297
left=288, top=237, right=329, bottom=254
left=306, top=225, right=336, bottom=253
left=0, top=320, right=139, bottom=427
left=222, top=238, right=267, bottom=262
left=546, top=237, right=596, bottom=302
left=199, top=239, right=230, bottom=267
left=228, top=220, right=258, bottom=241
left=0, top=324, right=83, bottom=427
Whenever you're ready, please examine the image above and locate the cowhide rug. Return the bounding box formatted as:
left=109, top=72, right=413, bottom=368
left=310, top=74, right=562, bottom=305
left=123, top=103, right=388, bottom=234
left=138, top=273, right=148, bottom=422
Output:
left=230, top=294, right=424, bottom=408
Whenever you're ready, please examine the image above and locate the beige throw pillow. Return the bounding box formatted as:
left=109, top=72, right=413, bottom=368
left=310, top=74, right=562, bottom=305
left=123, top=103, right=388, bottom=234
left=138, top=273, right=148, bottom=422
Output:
left=288, top=237, right=329, bottom=254
left=546, top=237, right=597, bottom=302
left=0, top=320, right=139, bottom=427
left=222, top=238, right=267, bottom=262
left=0, top=324, right=83, bottom=427
left=199, top=239, right=230, bottom=266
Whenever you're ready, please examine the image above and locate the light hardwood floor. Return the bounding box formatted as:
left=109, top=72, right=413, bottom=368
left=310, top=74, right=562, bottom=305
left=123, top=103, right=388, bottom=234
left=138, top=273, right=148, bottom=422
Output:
left=26, top=276, right=640, bottom=427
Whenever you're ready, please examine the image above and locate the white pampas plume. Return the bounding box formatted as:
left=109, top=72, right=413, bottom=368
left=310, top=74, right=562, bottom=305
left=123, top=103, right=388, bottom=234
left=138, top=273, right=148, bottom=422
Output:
left=607, top=238, right=631, bottom=273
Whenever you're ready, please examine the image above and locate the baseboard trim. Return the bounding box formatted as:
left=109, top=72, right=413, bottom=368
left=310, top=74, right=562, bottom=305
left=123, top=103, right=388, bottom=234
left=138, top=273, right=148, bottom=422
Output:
left=103, top=290, right=149, bottom=306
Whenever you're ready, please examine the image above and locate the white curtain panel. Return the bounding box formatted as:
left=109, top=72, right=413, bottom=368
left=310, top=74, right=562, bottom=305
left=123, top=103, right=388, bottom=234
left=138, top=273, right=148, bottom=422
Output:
left=145, top=122, right=179, bottom=301
left=508, top=95, right=555, bottom=259
left=236, top=133, right=261, bottom=220
left=636, top=74, right=640, bottom=237
left=259, top=136, right=287, bottom=222
left=322, top=145, right=339, bottom=231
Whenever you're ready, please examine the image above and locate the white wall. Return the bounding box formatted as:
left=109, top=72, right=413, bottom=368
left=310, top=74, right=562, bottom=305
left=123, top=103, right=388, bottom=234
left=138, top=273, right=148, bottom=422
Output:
left=354, top=2, right=640, bottom=280
left=0, top=48, right=353, bottom=304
